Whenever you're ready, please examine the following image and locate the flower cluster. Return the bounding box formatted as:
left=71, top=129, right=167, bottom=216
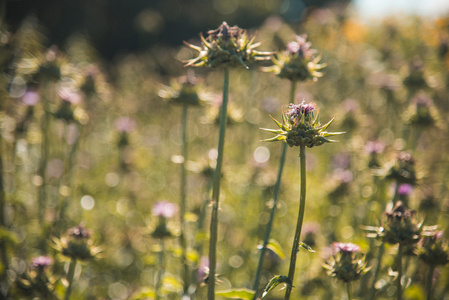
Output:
left=262, top=101, right=343, bottom=148
left=263, top=35, right=326, bottom=82
left=184, top=22, right=272, bottom=69
left=323, top=242, right=370, bottom=283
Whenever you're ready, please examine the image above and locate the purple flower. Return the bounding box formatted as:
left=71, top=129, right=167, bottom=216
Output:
left=32, top=256, right=53, bottom=269
left=333, top=242, right=361, bottom=254
left=364, top=141, right=384, bottom=154
left=22, top=90, right=40, bottom=106
left=58, top=88, right=82, bottom=105
left=152, top=201, right=177, bottom=218
left=398, top=183, right=413, bottom=196
left=285, top=101, right=317, bottom=126
left=68, top=224, right=91, bottom=239
left=286, top=35, right=316, bottom=59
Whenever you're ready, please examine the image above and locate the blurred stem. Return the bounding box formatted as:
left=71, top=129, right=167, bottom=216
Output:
left=252, top=80, right=296, bottom=298
left=156, top=240, right=165, bottom=300
left=64, top=258, right=77, bottom=300
left=0, top=116, right=9, bottom=277
left=368, top=241, right=385, bottom=300
left=208, top=68, right=230, bottom=300
left=38, top=81, right=50, bottom=227
left=346, top=282, right=352, bottom=300
left=426, top=264, right=435, bottom=300
left=180, top=104, right=189, bottom=295
left=396, top=244, right=403, bottom=300
left=284, top=143, right=306, bottom=300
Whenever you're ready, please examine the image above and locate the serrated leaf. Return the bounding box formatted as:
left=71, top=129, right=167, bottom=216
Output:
left=216, top=288, right=255, bottom=300
left=266, top=239, right=286, bottom=260
left=262, top=275, right=292, bottom=298
left=299, top=242, right=315, bottom=253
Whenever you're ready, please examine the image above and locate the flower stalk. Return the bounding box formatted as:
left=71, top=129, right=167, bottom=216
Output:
left=284, top=143, right=306, bottom=300
left=180, top=103, right=189, bottom=295
left=64, top=258, right=77, bottom=300
left=208, top=68, right=230, bottom=299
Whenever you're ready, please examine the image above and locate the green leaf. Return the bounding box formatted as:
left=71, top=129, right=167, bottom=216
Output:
left=299, top=242, right=315, bottom=253
left=262, top=275, right=292, bottom=298
left=266, top=239, right=286, bottom=260
left=216, top=288, right=255, bottom=300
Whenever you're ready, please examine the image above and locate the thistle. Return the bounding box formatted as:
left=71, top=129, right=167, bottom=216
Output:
left=261, top=101, right=344, bottom=148
left=324, top=242, right=370, bottom=300
left=184, top=22, right=272, bottom=69
left=263, top=35, right=326, bottom=82
left=158, top=71, right=206, bottom=106
left=384, top=152, right=418, bottom=187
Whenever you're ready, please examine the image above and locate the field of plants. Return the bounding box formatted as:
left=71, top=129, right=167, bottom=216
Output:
left=1, top=4, right=449, bottom=300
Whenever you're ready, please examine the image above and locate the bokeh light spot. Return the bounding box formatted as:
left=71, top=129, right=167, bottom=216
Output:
left=254, top=146, right=270, bottom=164
left=80, top=195, right=95, bottom=210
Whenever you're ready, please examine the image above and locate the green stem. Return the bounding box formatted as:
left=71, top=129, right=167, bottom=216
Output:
left=426, top=264, right=435, bottom=300
left=252, top=81, right=296, bottom=298
left=396, top=244, right=403, bottom=300
left=155, top=239, right=165, bottom=300
left=0, top=115, right=9, bottom=278
left=368, top=241, right=385, bottom=300
left=346, top=282, right=352, bottom=300
left=64, top=258, right=77, bottom=300
left=180, top=104, right=189, bottom=295
left=208, top=68, right=230, bottom=300
left=284, top=143, right=306, bottom=300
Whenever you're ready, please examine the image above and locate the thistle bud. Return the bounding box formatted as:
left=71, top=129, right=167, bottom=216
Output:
left=53, top=225, right=99, bottom=261
left=158, top=71, right=205, bottom=106
left=417, top=230, right=449, bottom=266
left=403, top=92, right=439, bottom=128
left=263, top=35, right=326, bottom=82
left=184, top=22, right=272, bottom=69
left=323, top=242, right=369, bottom=283
left=385, top=152, right=417, bottom=186
left=261, top=101, right=344, bottom=148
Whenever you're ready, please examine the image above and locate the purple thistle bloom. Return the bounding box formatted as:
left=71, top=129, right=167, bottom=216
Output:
left=68, top=224, right=91, bottom=239
left=333, top=242, right=361, bottom=254
left=152, top=201, right=177, bottom=218
left=21, top=90, right=40, bottom=106
left=286, top=35, right=316, bottom=59
left=32, top=256, right=53, bottom=269
left=114, top=117, right=137, bottom=133
left=285, top=101, right=317, bottom=126
left=398, top=183, right=414, bottom=196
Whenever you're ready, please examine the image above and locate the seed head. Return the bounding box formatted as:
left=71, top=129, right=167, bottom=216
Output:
left=261, top=101, right=344, bottom=148
left=263, top=34, right=326, bottom=82
left=184, top=22, right=272, bottom=69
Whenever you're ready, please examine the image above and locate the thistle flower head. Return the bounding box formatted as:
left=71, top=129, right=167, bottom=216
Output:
left=385, top=152, right=417, bottom=186
left=378, top=202, right=422, bottom=246
left=261, top=101, right=344, bottom=148
left=32, top=256, right=53, bottom=270
left=403, top=92, right=439, bottom=127
left=323, top=242, right=369, bottom=283
left=263, top=34, right=326, bottom=82
left=417, top=230, right=449, bottom=266
left=184, top=22, right=272, bottom=69
left=158, top=71, right=206, bottom=106
left=151, top=201, right=177, bottom=239
left=53, top=225, right=100, bottom=261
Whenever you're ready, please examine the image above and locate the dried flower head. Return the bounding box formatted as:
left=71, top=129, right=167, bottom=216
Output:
left=417, top=230, right=449, bottom=266
left=261, top=101, right=344, bottom=148
left=323, top=242, right=369, bottom=283
left=263, top=35, right=326, bottom=82
left=184, top=22, right=272, bottom=69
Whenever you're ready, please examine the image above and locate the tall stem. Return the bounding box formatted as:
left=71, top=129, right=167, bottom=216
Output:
left=284, top=143, right=306, bottom=300
left=180, top=104, right=189, bottom=295
left=346, top=282, right=352, bottom=300
left=64, top=258, right=77, bottom=300
left=426, top=264, right=435, bottom=300
left=0, top=115, right=9, bottom=277
left=38, top=81, right=50, bottom=227
left=252, top=80, right=296, bottom=297
left=155, top=239, right=165, bottom=300
left=368, top=241, right=385, bottom=300
left=208, top=68, right=230, bottom=300
left=396, top=244, right=403, bottom=300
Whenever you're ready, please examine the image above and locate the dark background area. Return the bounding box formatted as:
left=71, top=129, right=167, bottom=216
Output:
left=5, top=0, right=349, bottom=61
